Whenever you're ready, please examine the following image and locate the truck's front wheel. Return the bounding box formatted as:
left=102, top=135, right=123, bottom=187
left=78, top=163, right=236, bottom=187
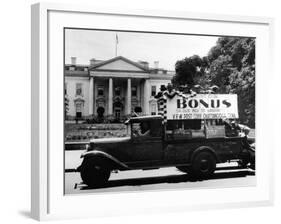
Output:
left=190, top=151, right=216, bottom=179
left=80, top=159, right=110, bottom=188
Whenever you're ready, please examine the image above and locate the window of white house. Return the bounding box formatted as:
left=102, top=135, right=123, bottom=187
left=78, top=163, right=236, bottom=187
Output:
left=151, top=85, right=156, bottom=96
left=132, top=86, right=137, bottom=97
left=151, top=103, right=157, bottom=115
left=76, top=83, right=83, bottom=96
left=97, top=86, right=104, bottom=96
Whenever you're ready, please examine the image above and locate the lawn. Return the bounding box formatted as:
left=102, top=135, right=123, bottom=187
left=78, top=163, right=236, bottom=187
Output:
left=65, top=123, right=128, bottom=142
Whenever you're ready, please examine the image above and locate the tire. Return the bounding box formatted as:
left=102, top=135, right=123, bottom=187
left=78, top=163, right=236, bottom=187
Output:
left=190, top=151, right=216, bottom=179
left=80, top=159, right=110, bottom=188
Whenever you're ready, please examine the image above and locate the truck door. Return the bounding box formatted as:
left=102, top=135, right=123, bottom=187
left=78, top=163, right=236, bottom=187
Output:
left=129, top=120, right=163, bottom=166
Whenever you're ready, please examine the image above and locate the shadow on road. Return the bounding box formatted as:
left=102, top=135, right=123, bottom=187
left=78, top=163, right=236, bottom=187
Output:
left=80, top=169, right=255, bottom=190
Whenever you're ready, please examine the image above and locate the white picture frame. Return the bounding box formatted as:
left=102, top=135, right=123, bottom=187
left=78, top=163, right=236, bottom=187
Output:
left=31, top=2, right=275, bottom=221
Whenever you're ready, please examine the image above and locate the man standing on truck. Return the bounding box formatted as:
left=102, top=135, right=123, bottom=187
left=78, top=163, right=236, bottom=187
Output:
left=231, top=121, right=251, bottom=137
left=223, top=119, right=250, bottom=137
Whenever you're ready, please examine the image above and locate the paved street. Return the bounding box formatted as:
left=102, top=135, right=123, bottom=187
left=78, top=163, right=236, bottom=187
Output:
left=64, top=150, right=256, bottom=195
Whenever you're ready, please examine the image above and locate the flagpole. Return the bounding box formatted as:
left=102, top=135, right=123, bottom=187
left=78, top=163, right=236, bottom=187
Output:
left=115, top=42, right=117, bottom=57
left=115, top=33, right=118, bottom=57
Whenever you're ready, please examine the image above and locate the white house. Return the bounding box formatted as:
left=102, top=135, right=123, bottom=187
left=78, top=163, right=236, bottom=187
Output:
left=65, top=56, right=174, bottom=120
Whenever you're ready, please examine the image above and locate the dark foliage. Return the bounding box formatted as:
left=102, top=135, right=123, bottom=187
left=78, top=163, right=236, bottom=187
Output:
left=172, top=37, right=255, bottom=128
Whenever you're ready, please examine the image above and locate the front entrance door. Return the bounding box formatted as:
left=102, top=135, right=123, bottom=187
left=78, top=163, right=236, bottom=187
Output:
left=76, top=112, right=82, bottom=118
left=113, top=100, right=123, bottom=120
left=114, top=107, right=121, bottom=120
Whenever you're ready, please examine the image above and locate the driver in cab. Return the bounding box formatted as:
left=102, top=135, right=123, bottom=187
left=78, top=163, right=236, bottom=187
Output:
left=133, top=121, right=151, bottom=137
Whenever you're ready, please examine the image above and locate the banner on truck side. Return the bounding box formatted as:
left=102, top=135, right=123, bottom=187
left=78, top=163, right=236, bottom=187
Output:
left=166, top=94, right=238, bottom=120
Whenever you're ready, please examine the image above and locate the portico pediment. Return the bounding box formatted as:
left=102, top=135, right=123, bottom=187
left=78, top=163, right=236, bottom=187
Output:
left=89, top=56, right=147, bottom=72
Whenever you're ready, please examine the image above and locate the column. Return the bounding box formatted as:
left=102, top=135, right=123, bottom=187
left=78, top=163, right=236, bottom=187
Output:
left=143, top=79, right=150, bottom=115
left=88, top=77, right=94, bottom=115
left=108, top=78, right=113, bottom=115
left=126, top=78, right=131, bottom=115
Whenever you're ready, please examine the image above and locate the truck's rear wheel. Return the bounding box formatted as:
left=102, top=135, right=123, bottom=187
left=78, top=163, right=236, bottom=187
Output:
left=80, top=159, right=110, bottom=188
left=190, top=151, right=216, bottom=179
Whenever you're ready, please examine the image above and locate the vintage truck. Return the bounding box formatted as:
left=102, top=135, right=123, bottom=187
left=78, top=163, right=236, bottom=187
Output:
left=77, top=112, right=255, bottom=188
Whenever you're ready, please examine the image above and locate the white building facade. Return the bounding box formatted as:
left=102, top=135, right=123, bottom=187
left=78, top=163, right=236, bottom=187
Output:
left=65, top=56, right=174, bottom=120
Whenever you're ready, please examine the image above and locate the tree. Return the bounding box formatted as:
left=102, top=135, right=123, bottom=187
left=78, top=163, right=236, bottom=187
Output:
left=207, top=37, right=255, bottom=127
left=172, top=55, right=205, bottom=88
left=171, top=37, right=255, bottom=128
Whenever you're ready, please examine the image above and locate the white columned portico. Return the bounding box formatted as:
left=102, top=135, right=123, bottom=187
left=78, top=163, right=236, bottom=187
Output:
left=108, top=78, right=113, bottom=115
left=126, top=78, right=131, bottom=115
left=143, top=79, right=150, bottom=115
left=88, top=77, right=94, bottom=115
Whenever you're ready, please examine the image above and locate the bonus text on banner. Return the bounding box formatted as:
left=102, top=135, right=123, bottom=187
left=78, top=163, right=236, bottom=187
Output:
left=166, top=94, right=238, bottom=120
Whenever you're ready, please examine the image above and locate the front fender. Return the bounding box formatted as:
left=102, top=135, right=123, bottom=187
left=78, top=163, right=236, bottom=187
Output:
left=191, top=146, right=220, bottom=163
left=79, top=150, right=130, bottom=171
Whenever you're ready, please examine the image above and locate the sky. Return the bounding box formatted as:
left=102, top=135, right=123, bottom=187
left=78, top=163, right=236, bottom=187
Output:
left=65, top=29, right=219, bottom=71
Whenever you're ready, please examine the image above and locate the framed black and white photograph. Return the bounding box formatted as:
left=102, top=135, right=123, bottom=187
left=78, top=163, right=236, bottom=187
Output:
left=31, top=2, right=274, bottom=220
left=64, top=28, right=256, bottom=195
